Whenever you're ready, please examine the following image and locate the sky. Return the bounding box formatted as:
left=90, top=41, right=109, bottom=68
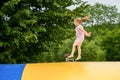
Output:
left=68, top=0, right=120, bottom=12
left=84, top=0, right=120, bottom=12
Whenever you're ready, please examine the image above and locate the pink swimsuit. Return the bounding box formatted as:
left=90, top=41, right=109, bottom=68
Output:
left=73, top=25, right=84, bottom=45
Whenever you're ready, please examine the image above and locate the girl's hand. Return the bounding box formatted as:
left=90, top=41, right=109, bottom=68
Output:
left=86, top=32, right=91, bottom=37
left=81, top=15, right=90, bottom=22
left=85, top=16, right=90, bottom=19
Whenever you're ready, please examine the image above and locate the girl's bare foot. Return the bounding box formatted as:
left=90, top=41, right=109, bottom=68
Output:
left=67, top=55, right=73, bottom=59
left=75, top=57, right=81, bottom=61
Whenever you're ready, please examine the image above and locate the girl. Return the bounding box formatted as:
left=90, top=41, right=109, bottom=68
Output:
left=67, top=16, right=91, bottom=61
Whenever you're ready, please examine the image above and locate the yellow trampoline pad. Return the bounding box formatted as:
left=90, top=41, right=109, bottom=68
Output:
left=22, top=62, right=120, bottom=80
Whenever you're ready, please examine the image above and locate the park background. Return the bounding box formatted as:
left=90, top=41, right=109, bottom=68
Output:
left=0, top=0, right=120, bottom=63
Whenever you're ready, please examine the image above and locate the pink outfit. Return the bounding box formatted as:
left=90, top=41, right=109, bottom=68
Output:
left=73, top=25, right=84, bottom=45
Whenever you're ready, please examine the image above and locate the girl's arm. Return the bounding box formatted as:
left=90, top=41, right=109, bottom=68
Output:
left=84, top=30, right=91, bottom=37
left=81, top=16, right=90, bottom=22
left=79, top=26, right=91, bottom=37
left=81, top=15, right=91, bottom=37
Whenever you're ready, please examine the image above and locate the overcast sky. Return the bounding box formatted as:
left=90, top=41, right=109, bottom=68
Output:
left=68, top=0, right=120, bottom=12
left=84, top=0, right=120, bottom=12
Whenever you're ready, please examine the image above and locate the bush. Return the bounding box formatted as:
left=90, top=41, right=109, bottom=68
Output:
left=102, top=26, right=120, bottom=61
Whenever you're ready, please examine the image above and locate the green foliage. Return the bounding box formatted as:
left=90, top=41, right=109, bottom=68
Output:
left=102, top=25, right=120, bottom=61
left=0, top=51, right=16, bottom=63
left=0, top=0, right=89, bottom=63
left=82, top=39, right=105, bottom=61
left=0, top=0, right=120, bottom=63
left=84, top=3, right=120, bottom=26
left=57, top=36, right=75, bottom=61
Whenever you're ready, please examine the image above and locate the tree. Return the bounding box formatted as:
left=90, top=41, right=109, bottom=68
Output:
left=84, top=3, right=120, bottom=26
left=0, top=0, right=10, bottom=9
left=102, top=25, right=120, bottom=61
left=0, top=0, right=89, bottom=63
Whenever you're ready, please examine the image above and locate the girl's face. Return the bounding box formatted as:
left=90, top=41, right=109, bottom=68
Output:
left=74, top=20, right=80, bottom=27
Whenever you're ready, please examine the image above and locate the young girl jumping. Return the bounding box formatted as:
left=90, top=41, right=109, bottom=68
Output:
left=67, top=16, right=91, bottom=61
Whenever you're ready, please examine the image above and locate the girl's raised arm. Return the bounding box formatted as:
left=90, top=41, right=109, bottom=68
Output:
left=78, top=25, right=91, bottom=37
left=81, top=16, right=90, bottom=22
left=82, top=16, right=91, bottom=37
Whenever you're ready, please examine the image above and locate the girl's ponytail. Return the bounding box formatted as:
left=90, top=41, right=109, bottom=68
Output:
left=74, top=16, right=90, bottom=23
left=81, top=16, right=90, bottom=22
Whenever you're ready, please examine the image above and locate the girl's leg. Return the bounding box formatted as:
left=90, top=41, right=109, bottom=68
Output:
left=67, top=44, right=76, bottom=58
left=76, top=40, right=84, bottom=60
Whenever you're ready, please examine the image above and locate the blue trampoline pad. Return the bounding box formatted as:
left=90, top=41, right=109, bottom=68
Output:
left=0, top=64, right=26, bottom=80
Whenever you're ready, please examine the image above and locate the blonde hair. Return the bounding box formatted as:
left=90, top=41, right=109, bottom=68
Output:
left=74, top=18, right=82, bottom=23
left=74, top=16, right=89, bottom=23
